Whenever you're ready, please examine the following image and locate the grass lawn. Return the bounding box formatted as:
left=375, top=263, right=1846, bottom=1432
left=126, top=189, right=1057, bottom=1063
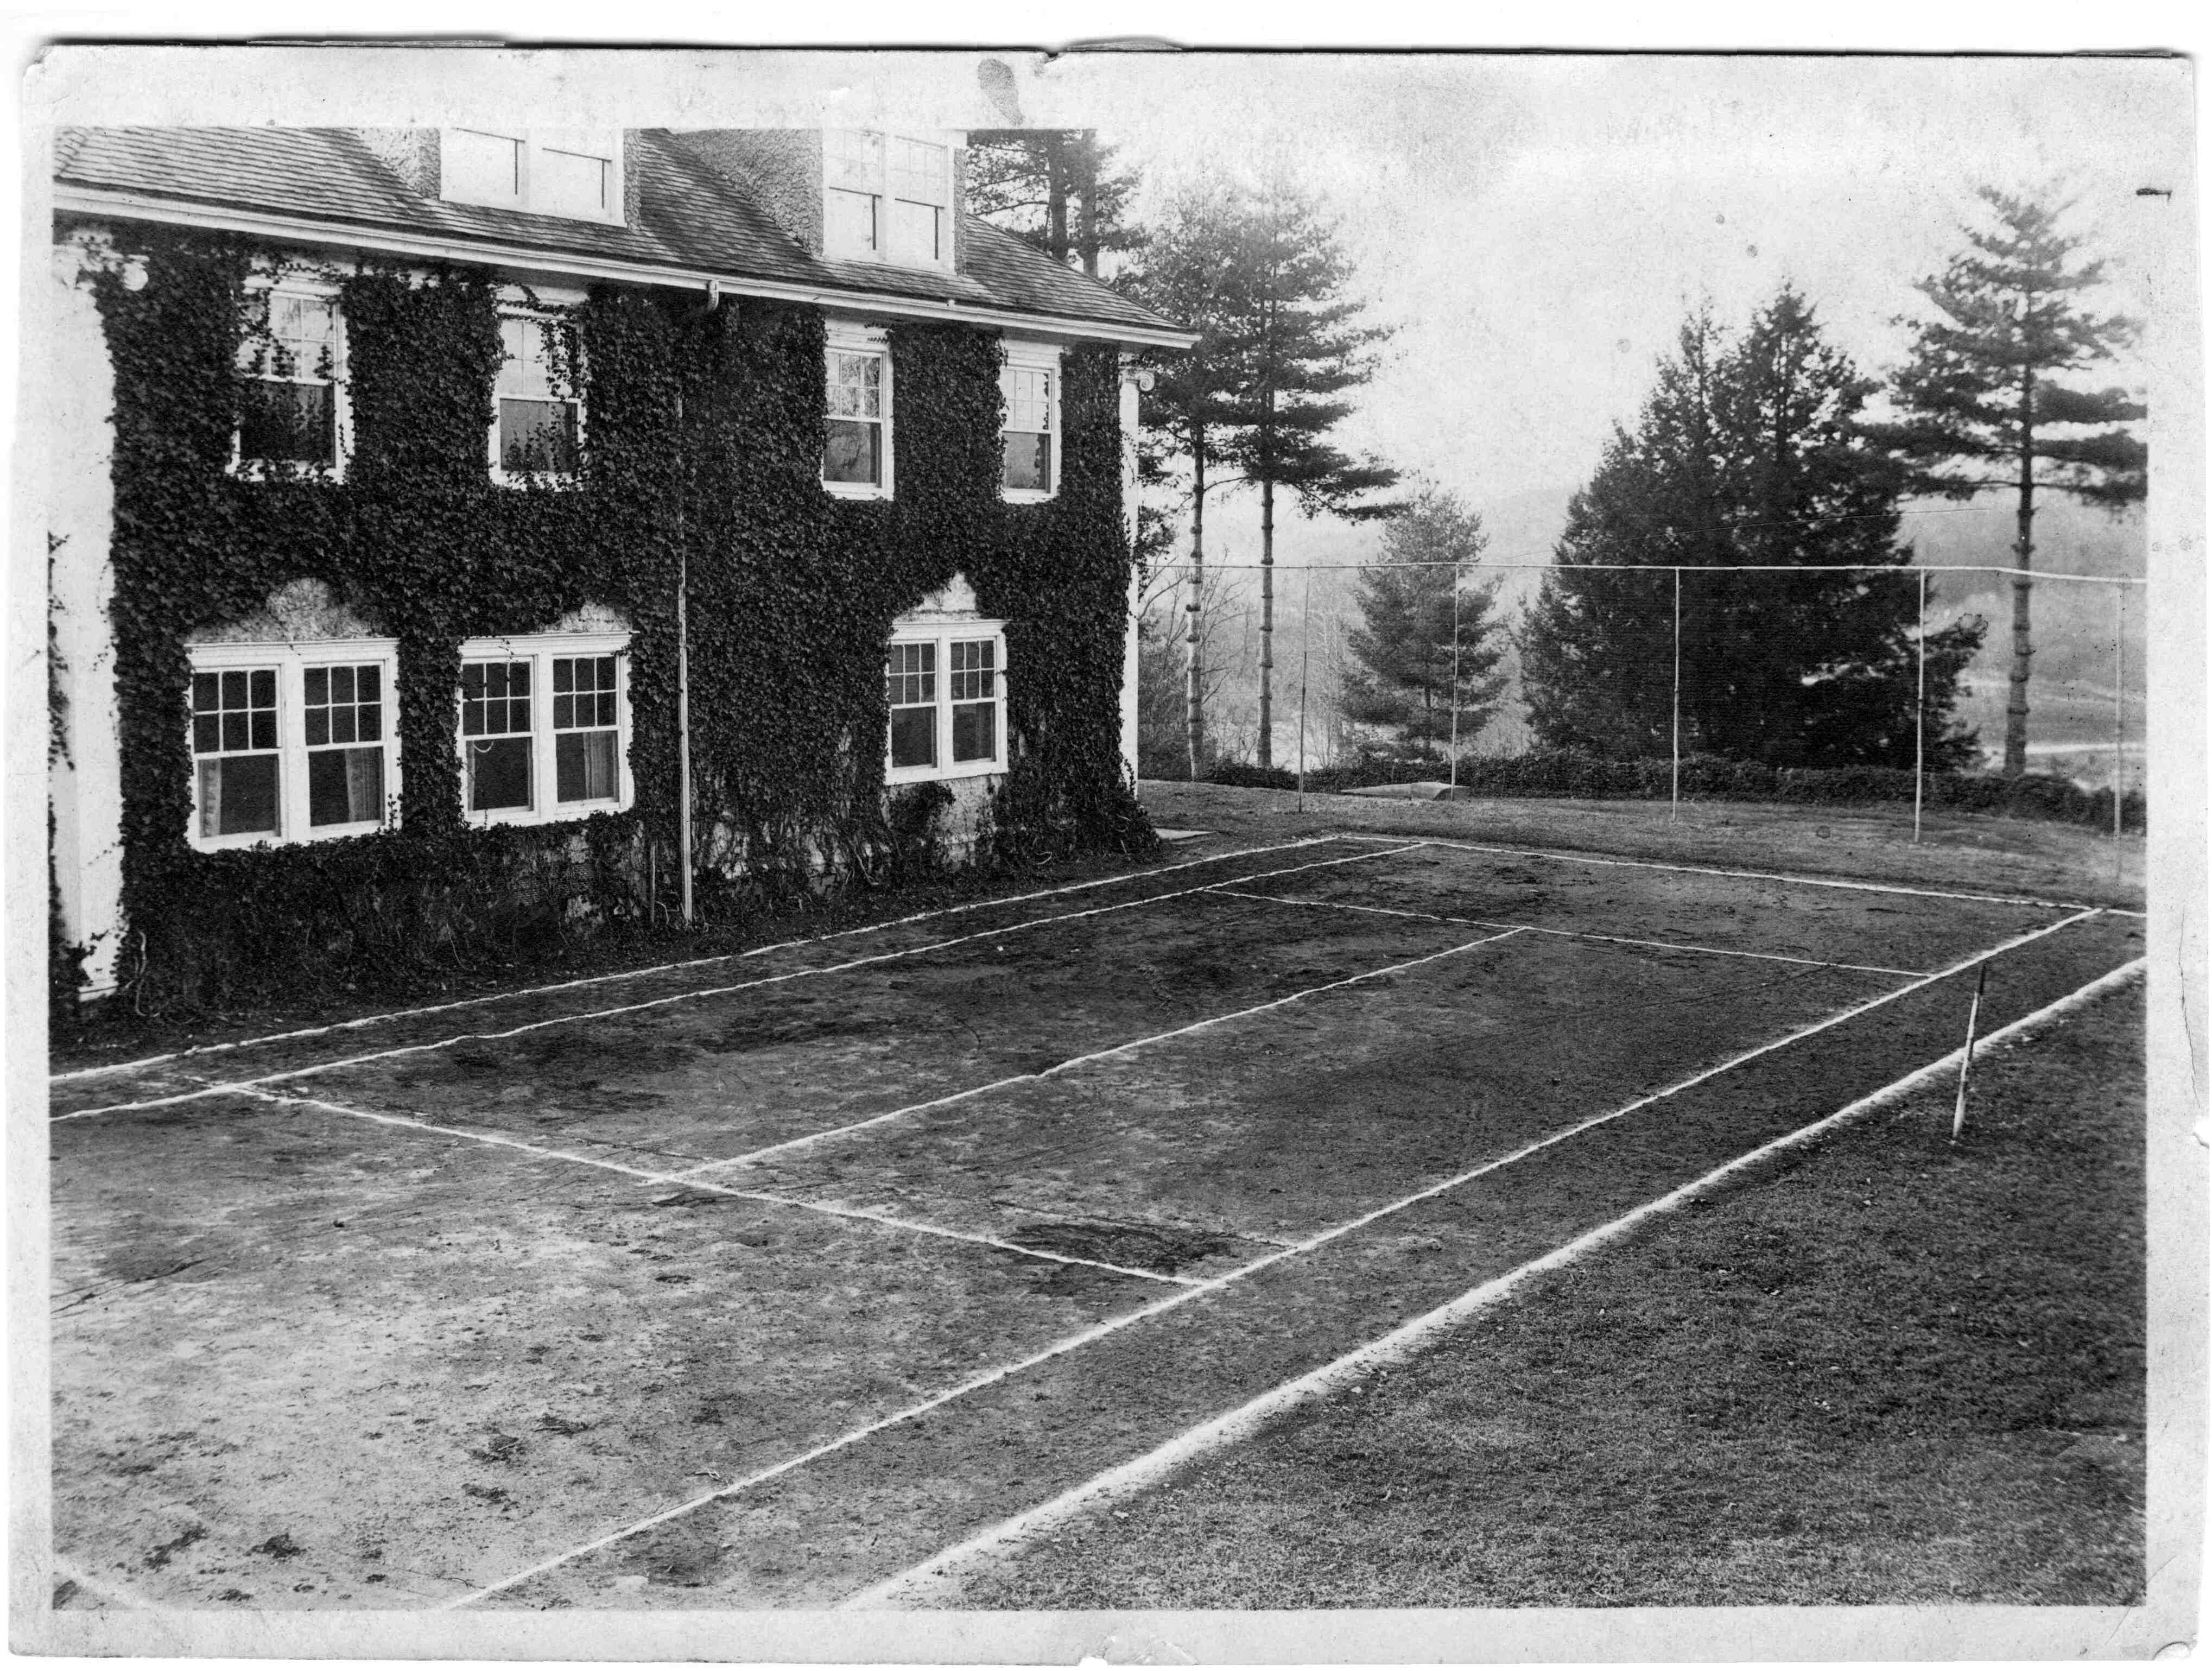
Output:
left=951, top=980, right=2145, bottom=1609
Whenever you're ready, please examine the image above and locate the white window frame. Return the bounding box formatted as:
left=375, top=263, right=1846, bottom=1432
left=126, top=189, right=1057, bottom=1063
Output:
left=455, top=631, right=633, bottom=828
left=822, top=320, right=894, bottom=502
left=884, top=619, right=1009, bottom=786
left=489, top=305, right=587, bottom=489
left=439, top=129, right=625, bottom=225
left=230, top=273, right=352, bottom=484
left=184, top=638, right=402, bottom=853
left=999, top=339, right=1062, bottom=503
left=822, top=129, right=954, bottom=272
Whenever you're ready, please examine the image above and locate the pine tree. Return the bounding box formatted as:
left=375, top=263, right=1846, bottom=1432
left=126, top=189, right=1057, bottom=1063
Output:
left=1876, top=187, right=2146, bottom=776
left=1522, top=288, right=1985, bottom=769
left=1341, top=489, right=1507, bottom=763
left=964, top=130, right=1140, bottom=276
left=1215, top=178, right=1400, bottom=769
left=1119, top=186, right=1257, bottom=778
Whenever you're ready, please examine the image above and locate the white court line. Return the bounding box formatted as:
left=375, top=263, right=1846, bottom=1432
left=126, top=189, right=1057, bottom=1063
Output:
left=1343, top=831, right=2117, bottom=914
left=674, top=926, right=1529, bottom=1179
left=446, top=905, right=2106, bottom=1610
left=1212, top=889, right=1931, bottom=979
left=845, top=953, right=2150, bottom=1609
left=55, top=845, right=1420, bottom=1123
left=234, top=1089, right=1194, bottom=1289
left=49, top=834, right=1359, bottom=1085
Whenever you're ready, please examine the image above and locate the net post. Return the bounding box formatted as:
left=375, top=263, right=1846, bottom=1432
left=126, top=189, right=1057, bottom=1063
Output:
left=1449, top=578, right=1461, bottom=796
left=1297, top=565, right=1311, bottom=815
left=1951, top=959, right=1990, bottom=1142
left=1913, top=568, right=1928, bottom=845
left=1670, top=567, right=1682, bottom=821
left=2114, top=585, right=2126, bottom=872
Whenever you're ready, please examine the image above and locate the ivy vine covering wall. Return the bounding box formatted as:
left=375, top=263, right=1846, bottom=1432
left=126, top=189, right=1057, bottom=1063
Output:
left=73, top=223, right=1155, bottom=1012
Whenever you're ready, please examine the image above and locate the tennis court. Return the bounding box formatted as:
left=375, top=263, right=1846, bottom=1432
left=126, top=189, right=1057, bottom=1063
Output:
left=46, top=830, right=2144, bottom=1611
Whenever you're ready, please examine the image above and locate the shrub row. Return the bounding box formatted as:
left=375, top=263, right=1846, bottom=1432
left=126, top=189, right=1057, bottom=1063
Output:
left=1203, top=748, right=2146, bottom=833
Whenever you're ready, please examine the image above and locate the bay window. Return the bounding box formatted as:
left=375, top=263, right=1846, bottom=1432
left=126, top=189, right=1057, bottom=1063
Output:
left=186, top=640, right=399, bottom=850
left=885, top=622, right=1008, bottom=783
left=457, top=632, right=631, bottom=825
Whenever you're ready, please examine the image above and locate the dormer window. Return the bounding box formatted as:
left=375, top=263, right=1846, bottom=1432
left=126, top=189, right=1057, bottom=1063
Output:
left=441, top=129, right=623, bottom=225
left=824, top=130, right=953, bottom=270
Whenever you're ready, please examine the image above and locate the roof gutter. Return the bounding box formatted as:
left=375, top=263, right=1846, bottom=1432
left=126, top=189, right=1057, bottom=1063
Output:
left=53, top=184, right=1200, bottom=352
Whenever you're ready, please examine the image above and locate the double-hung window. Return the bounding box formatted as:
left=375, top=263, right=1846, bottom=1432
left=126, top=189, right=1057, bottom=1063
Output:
left=822, top=322, right=891, bottom=498
left=186, top=640, right=400, bottom=850
left=823, top=130, right=953, bottom=270
left=235, top=280, right=348, bottom=477
left=884, top=622, right=1008, bottom=783
left=441, top=129, right=624, bottom=224
left=457, top=632, right=630, bottom=825
left=1000, top=341, right=1061, bottom=501
left=492, top=311, right=584, bottom=483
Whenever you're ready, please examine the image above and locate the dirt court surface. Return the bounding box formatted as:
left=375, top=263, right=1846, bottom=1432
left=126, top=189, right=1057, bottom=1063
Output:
left=47, top=825, right=2145, bottom=1611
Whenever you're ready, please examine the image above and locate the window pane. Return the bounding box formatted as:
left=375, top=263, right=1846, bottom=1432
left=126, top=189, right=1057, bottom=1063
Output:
left=1004, top=366, right=1052, bottom=432
left=446, top=128, right=524, bottom=201
left=196, top=664, right=278, bottom=755
left=239, top=382, right=335, bottom=466
left=950, top=640, right=996, bottom=701
left=1002, top=430, right=1051, bottom=492
left=536, top=146, right=611, bottom=217
left=888, top=137, right=947, bottom=206
left=552, top=656, right=618, bottom=729
left=952, top=701, right=997, bottom=764
left=467, top=736, right=533, bottom=811
left=889, top=705, right=936, bottom=769
left=555, top=730, right=618, bottom=802
left=199, top=754, right=279, bottom=838
left=827, top=352, right=883, bottom=419
left=309, top=746, right=384, bottom=827
left=885, top=641, right=935, bottom=706
left=823, top=419, right=882, bottom=485
left=824, top=129, right=883, bottom=190
left=500, top=398, right=580, bottom=473
left=888, top=199, right=941, bottom=265
left=826, top=188, right=878, bottom=256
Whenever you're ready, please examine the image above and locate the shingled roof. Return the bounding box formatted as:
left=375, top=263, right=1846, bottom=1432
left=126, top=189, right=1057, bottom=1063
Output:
left=54, top=125, right=1185, bottom=343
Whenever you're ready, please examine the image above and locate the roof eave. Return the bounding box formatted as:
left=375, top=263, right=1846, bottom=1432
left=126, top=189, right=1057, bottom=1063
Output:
left=53, top=184, right=1200, bottom=352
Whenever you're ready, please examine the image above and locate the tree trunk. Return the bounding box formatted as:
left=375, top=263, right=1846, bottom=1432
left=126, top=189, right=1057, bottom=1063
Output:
left=1076, top=131, right=1101, bottom=277
left=1258, top=472, right=1276, bottom=771
left=1044, top=135, right=1070, bottom=267
left=1187, top=442, right=1207, bottom=780
left=2004, top=365, right=2036, bottom=777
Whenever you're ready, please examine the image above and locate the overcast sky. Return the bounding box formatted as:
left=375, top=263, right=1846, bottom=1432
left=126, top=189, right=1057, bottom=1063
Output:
left=1019, top=53, right=2188, bottom=567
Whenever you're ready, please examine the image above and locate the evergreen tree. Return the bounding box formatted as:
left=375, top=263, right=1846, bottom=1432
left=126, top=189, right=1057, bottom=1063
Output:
left=1119, top=186, right=1257, bottom=778
left=1215, top=178, right=1400, bottom=769
left=1875, top=187, right=2146, bottom=776
left=1341, top=489, right=1507, bottom=761
left=1522, top=287, right=1985, bottom=769
left=964, top=130, right=1140, bottom=276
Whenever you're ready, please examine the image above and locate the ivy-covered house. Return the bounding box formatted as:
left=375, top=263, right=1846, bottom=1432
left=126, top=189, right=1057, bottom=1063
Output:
left=42, top=125, right=1191, bottom=1009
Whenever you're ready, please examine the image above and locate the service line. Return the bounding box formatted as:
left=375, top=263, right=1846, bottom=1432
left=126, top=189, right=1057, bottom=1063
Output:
left=1346, top=831, right=2117, bottom=914
left=54, top=844, right=1423, bottom=1123
left=49, top=834, right=1364, bottom=1085
left=1211, top=888, right=1930, bottom=978
left=444, top=906, right=2106, bottom=1610
left=846, top=953, right=2150, bottom=1609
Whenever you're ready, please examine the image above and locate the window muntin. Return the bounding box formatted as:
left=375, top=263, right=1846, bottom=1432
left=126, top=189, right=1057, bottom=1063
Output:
left=884, top=623, right=1007, bottom=783
left=886, top=641, right=937, bottom=770
left=455, top=632, right=630, bottom=825
left=493, top=313, right=582, bottom=482
left=822, top=129, right=952, bottom=270
left=303, top=662, right=386, bottom=828
left=185, top=641, right=400, bottom=851
left=236, top=287, right=345, bottom=473
left=440, top=129, right=624, bottom=224
left=1000, top=352, right=1057, bottom=498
